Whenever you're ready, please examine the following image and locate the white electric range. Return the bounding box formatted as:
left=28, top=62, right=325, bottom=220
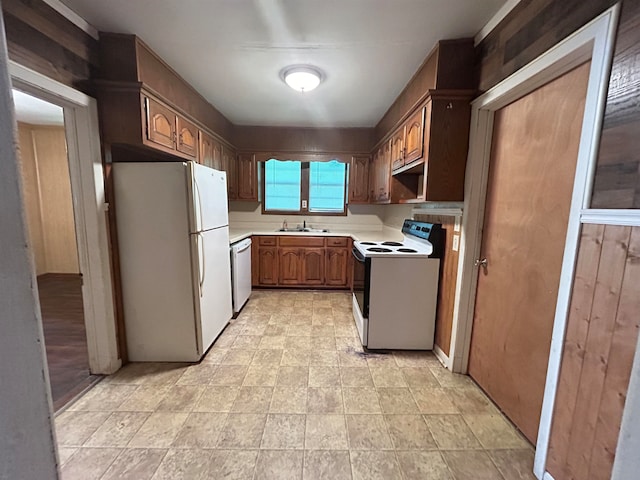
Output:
left=352, top=220, right=443, bottom=350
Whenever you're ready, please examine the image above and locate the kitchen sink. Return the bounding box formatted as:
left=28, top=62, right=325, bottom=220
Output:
left=277, top=227, right=330, bottom=233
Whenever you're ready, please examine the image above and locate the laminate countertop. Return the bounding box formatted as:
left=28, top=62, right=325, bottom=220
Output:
left=228, top=227, right=404, bottom=245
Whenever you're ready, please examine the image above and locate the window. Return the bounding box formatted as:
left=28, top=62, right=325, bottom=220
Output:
left=263, top=159, right=348, bottom=215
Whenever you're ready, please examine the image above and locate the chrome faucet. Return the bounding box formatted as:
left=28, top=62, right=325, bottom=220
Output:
left=303, top=220, right=306, bottom=229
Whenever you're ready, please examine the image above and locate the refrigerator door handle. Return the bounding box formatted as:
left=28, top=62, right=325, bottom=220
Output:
left=195, top=232, right=205, bottom=297
left=191, top=165, right=205, bottom=233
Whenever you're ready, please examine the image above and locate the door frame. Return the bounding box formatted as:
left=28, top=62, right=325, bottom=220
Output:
left=448, top=5, right=620, bottom=479
left=10, top=61, right=121, bottom=375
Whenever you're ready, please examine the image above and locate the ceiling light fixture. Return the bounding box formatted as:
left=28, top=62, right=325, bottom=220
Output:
left=282, top=66, right=322, bottom=93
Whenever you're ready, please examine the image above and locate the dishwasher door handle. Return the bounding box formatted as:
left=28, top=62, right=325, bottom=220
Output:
left=235, top=241, right=252, bottom=254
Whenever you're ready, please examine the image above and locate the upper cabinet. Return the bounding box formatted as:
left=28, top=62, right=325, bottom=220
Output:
left=223, top=147, right=238, bottom=200
left=237, top=154, right=258, bottom=201
left=176, top=116, right=198, bottom=158
left=402, top=107, right=426, bottom=166
left=145, top=97, right=175, bottom=150
left=348, top=155, right=370, bottom=204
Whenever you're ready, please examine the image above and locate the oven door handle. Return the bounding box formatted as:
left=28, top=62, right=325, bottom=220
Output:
left=352, top=246, right=366, bottom=262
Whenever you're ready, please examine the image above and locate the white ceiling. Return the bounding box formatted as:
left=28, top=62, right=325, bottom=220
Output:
left=61, top=0, right=506, bottom=127
left=12, top=90, right=65, bottom=126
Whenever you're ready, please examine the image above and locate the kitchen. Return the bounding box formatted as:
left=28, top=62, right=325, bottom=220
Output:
left=3, top=2, right=633, bottom=480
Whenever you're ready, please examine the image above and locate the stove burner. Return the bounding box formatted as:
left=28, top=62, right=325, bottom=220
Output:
left=367, top=247, right=393, bottom=253
left=397, top=248, right=417, bottom=253
left=359, top=241, right=377, bottom=245
left=381, top=241, right=403, bottom=246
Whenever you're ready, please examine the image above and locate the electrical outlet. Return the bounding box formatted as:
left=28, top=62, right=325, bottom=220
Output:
left=302, top=200, right=307, bottom=208
left=452, top=234, right=460, bottom=251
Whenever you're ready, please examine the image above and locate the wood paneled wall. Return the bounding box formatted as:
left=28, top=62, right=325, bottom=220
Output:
left=17, top=123, right=79, bottom=274
left=547, top=224, right=640, bottom=480
left=476, top=0, right=640, bottom=209
left=413, top=213, right=460, bottom=356
left=2, top=0, right=98, bottom=91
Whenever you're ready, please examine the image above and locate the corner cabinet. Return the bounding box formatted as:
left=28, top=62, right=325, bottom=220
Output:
left=253, top=236, right=351, bottom=289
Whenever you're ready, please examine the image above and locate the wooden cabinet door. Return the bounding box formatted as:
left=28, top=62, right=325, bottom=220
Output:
left=349, top=155, right=370, bottom=203
left=380, top=140, right=392, bottom=202
left=370, top=148, right=380, bottom=202
left=223, top=147, right=238, bottom=200
left=237, top=153, right=258, bottom=201
left=176, top=115, right=198, bottom=158
left=325, top=248, right=349, bottom=286
left=301, top=248, right=325, bottom=285
left=199, top=131, right=213, bottom=167
left=391, top=128, right=405, bottom=170
left=279, top=248, right=302, bottom=285
left=145, top=97, right=175, bottom=150
left=258, top=247, right=278, bottom=285
left=211, top=138, right=223, bottom=171
left=404, top=106, right=425, bottom=165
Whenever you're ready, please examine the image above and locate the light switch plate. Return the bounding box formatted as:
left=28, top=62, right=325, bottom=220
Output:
left=454, top=216, right=461, bottom=232
left=452, top=234, right=460, bottom=251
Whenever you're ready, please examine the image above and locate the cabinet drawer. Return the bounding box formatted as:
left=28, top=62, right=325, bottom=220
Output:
left=258, top=236, right=277, bottom=246
left=326, top=237, right=348, bottom=247
left=278, top=236, right=325, bottom=247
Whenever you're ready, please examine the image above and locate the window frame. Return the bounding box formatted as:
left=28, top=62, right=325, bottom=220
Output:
left=259, top=153, right=349, bottom=216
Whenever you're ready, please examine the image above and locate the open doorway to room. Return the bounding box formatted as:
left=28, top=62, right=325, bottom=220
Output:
left=13, top=89, right=100, bottom=410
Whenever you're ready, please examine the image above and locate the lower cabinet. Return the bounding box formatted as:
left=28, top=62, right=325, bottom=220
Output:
left=253, top=236, right=350, bottom=288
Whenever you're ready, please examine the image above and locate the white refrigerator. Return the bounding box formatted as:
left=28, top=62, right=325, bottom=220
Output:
left=113, top=161, right=232, bottom=362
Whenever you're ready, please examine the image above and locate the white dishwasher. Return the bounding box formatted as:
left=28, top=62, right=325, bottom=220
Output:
left=230, top=238, right=252, bottom=315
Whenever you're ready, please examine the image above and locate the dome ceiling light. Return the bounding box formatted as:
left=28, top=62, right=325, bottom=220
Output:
left=282, top=66, right=323, bottom=93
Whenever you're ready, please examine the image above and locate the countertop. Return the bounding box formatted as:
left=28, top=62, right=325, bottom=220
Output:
left=228, top=226, right=404, bottom=245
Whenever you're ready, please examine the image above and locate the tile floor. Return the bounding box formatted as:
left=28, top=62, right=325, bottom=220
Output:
left=56, top=290, right=536, bottom=479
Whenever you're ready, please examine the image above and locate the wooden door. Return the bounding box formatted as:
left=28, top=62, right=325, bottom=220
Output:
left=258, top=247, right=278, bottom=285
left=237, top=153, right=258, bottom=201
left=325, top=248, right=349, bottom=286
left=403, top=106, right=425, bottom=165
left=223, top=147, right=238, bottom=200
left=198, top=131, right=213, bottom=167
left=176, top=116, right=198, bottom=158
left=145, top=97, right=175, bottom=150
left=349, top=155, right=370, bottom=203
left=390, top=129, right=405, bottom=170
left=279, top=248, right=302, bottom=285
left=468, top=62, right=591, bottom=444
left=301, top=248, right=325, bottom=285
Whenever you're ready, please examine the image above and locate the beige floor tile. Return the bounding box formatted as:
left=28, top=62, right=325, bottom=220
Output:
left=261, top=413, right=306, bottom=449
left=142, top=365, right=189, bottom=386
left=277, top=366, right=309, bottom=387
left=231, top=386, right=274, bottom=413
left=370, top=367, right=408, bottom=387
left=442, top=450, right=503, bottom=480
left=305, top=414, right=348, bottom=449
left=429, top=366, right=475, bottom=388
left=312, top=306, right=333, bottom=317
left=127, top=412, right=188, bottom=448
left=350, top=450, right=403, bottom=480
left=231, top=335, right=262, bottom=349
left=264, top=324, right=289, bottom=336
left=55, top=411, right=111, bottom=446
left=365, top=354, right=398, bottom=368
left=346, top=414, right=394, bottom=450
left=290, top=315, right=313, bottom=326
left=259, top=335, right=287, bottom=349
left=488, top=449, right=537, bottom=479
left=315, top=336, right=337, bottom=350
left=411, top=387, right=459, bottom=414
left=282, top=349, right=312, bottom=366
left=393, top=351, right=437, bottom=368
left=384, top=414, right=437, bottom=450
left=343, top=387, right=381, bottom=414
left=309, top=366, right=340, bottom=387
left=217, top=413, right=267, bottom=448
left=334, top=324, right=358, bottom=337
left=221, top=349, right=255, bottom=365
left=200, top=348, right=228, bottom=364
left=241, top=323, right=267, bottom=336
left=85, top=412, right=150, bottom=447
left=338, top=351, right=368, bottom=367
left=209, top=365, right=249, bottom=385
left=192, top=385, right=240, bottom=412
left=340, top=367, right=374, bottom=387
left=288, top=325, right=313, bottom=336
left=463, top=413, right=530, bottom=449
left=401, top=367, right=440, bottom=388
left=255, top=450, right=304, bottom=480
left=116, top=385, right=172, bottom=412
left=270, top=386, right=308, bottom=414
left=154, top=385, right=205, bottom=412
left=424, top=415, right=481, bottom=449
left=60, top=447, right=122, bottom=480
left=270, top=313, right=292, bottom=324
left=101, top=448, right=167, bottom=480
left=336, top=337, right=364, bottom=353
left=286, top=336, right=314, bottom=350
left=206, top=449, right=258, bottom=479
left=150, top=448, right=212, bottom=480
left=396, top=451, right=452, bottom=479
left=243, top=364, right=279, bottom=386
left=67, top=384, right=137, bottom=411
left=307, top=387, right=344, bottom=414
left=214, top=334, right=237, bottom=348
left=447, top=387, right=499, bottom=414
left=175, top=364, right=218, bottom=385
left=311, top=326, right=334, bottom=337
left=377, top=388, right=419, bottom=414
left=303, top=450, right=352, bottom=480
left=57, top=447, right=78, bottom=466
left=252, top=349, right=284, bottom=365
left=102, top=363, right=160, bottom=385
left=171, top=412, right=227, bottom=448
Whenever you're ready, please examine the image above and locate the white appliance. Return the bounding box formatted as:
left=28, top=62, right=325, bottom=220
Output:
left=352, top=220, right=442, bottom=350
left=231, top=237, right=252, bottom=315
left=113, top=161, right=232, bottom=362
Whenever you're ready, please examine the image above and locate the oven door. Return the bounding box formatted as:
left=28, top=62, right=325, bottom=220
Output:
left=352, top=247, right=370, bottom=318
